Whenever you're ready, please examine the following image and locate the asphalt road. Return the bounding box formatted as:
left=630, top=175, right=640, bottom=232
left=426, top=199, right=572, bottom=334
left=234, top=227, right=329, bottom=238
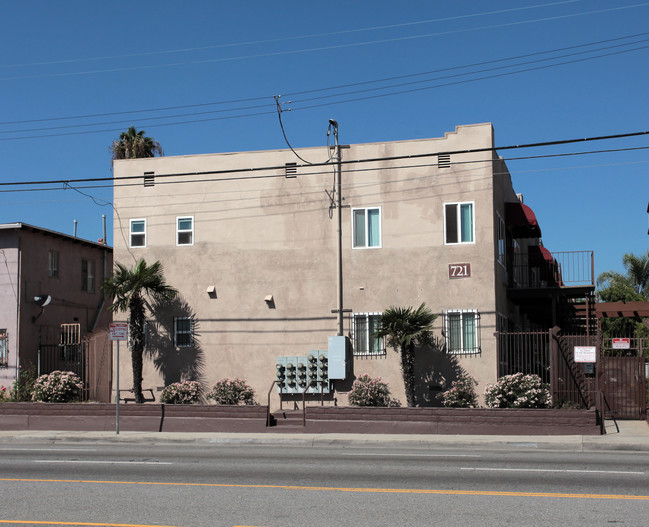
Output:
left=1, top=441, right=648, bottom=526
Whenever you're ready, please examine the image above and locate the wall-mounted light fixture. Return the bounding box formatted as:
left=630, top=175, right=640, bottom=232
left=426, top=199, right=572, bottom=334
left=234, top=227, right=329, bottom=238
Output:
left=265, top=295, right=275, bottom=309
left=206, top=286, right=217, bottom=299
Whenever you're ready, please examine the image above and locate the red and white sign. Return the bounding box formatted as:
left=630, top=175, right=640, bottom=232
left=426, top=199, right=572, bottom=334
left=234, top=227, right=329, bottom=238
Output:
left=612, top=338, right=630, bottom=349
left=574, top=346, right=597, bottom=363
left=109, top=322, right=128, bottom=341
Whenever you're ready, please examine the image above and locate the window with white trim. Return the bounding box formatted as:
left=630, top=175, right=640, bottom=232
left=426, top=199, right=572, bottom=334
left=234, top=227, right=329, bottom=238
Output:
left=130, top=219, right=146, bottom=248
left=353, top=313, right=385, bottom=355
left=444, top=202, right=474, bottom=244
left=176, top=216, right=194, bottom=246
left=352, top=207, right=381, bottom=248
left=444, top=309, right=480, bottom=354
left=174, top=317, right=193, bottom=348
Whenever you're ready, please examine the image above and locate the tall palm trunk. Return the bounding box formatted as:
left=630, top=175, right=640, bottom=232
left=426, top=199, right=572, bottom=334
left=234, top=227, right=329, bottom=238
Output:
left=400, top=343, right=416, bottom=407
left=129, top=294, right=146, bottom=404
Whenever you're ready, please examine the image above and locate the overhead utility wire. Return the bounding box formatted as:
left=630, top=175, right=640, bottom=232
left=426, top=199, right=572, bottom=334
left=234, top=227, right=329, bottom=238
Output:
left=0, top=1, right=579, bottom=69
left=3, top=3, right=647, bottom=82
left=1, top=130, right=647, bottom=190
left=3, top=30, right=645, bottom=128
left=2, top=40, right=648, bottom=141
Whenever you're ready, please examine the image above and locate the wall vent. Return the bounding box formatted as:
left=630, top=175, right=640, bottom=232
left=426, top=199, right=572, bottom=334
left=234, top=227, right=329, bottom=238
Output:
left=143, top=172, right=155, bottom=187
left=285, top=162, right=298, bottom=178
left=438, top=154, right=451, bottom=169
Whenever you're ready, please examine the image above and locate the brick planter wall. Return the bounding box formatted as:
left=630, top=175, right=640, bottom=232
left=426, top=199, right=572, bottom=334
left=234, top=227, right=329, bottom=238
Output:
left=0, top=403, right=602, bottom=435
left=304, top=406, right=601, bottom=435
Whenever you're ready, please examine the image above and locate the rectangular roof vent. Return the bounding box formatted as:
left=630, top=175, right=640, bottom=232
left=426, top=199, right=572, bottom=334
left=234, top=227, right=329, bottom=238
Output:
left=285, top=162, right=298, bottom=178
left=438, top=154, right=451, bottom=169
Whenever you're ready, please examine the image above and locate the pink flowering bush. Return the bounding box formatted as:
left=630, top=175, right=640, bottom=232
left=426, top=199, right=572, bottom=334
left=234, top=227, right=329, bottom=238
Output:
left=348, top=374, right=401, bottom=407
left=32, top=371, right=83, bottom=403
left=483, top=373, right=551, bottom=408
left=439, top=371, right=478, bottom=408
left=0, top=385, right=8, bottom=402
left=159, top=381, right=203, bottom=404
left=207, top=378, right=257, bottom=405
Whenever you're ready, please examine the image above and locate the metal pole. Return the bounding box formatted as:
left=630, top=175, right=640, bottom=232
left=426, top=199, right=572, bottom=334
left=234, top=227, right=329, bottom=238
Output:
left=115, top=340, right=120, bottom=435
left=331, top=120, right=343, bottom=337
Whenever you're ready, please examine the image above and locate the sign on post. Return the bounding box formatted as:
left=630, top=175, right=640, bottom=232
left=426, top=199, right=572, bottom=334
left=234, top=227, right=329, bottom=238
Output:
left=110, top=322, right=128, bottom=341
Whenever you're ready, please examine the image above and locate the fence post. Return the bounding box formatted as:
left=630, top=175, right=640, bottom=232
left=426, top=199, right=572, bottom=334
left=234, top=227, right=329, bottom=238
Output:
left=549, top=326, right=560, bottom=406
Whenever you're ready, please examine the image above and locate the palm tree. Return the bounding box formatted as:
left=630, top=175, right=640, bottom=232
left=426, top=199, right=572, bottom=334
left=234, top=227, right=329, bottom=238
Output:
left=102, top=259, right=177, bottom=403
left=110, top=126, right=163, bottom=160
left=597, top=250, right=649, bottom=300
left=375, top=303, right=437, bottom=407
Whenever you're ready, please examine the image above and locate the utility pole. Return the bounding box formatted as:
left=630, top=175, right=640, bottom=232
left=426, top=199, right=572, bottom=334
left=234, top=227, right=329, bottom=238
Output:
left=330, top=119, right=344, bottom=337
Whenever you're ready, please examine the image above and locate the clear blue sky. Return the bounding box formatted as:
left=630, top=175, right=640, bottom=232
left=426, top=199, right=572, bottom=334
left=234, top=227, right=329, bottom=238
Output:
left=1, top=1, right=648, bottom=279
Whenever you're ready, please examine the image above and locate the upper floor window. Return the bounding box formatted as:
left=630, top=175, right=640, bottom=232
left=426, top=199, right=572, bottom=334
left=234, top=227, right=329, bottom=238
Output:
left=353, top=312, right=385, bottom=355
left=177, top=216, right=194, bottom=246
left=174, top=317, right=193, bottom=348
left=48, top=250, right=59, bottom=278
left=353, top=207, right=381, bottom=249
left=130, top=219, right=146, bottom=248
left=444, top=309, right=480, bottom=355
left=445, top=202, right=474, bottom=244
left=81, top=259, right=95, bottom=293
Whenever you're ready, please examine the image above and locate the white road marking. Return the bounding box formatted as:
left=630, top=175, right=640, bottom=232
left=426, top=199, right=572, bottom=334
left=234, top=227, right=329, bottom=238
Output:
left=461, top=467, right=644, bottom=475
left=0, top=448, right=97, bottom=452
left=34, top=460, right=172, bottom=465
left=343, top=453, right=481, bottom=458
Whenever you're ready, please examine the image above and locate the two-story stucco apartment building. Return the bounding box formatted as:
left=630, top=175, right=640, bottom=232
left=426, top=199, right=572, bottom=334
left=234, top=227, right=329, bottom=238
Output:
left=112, top=123, right=594, bottom=406
left=0, top=223, right=113, bottom=391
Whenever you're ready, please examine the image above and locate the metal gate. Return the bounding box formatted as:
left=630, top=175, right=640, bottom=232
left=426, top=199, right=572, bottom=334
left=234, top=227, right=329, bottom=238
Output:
left=38, top=328, right=112, bottom=403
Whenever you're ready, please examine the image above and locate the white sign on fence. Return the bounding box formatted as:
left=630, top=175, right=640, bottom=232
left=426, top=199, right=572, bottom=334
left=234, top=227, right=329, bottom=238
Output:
left=574, top=346, right=596, bottom=363
left=109, top=322, right=128, bottom=341
left=612, top=338, right=631, bottom=349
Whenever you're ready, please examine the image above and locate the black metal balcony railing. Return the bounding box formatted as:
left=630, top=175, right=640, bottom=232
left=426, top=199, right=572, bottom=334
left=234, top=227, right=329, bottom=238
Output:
left=509, top=250, right=594, bottom=289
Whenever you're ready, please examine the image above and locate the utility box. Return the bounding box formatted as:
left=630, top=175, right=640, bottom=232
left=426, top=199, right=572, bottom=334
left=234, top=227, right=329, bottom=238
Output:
left=328, top=336, right=349, bottom=380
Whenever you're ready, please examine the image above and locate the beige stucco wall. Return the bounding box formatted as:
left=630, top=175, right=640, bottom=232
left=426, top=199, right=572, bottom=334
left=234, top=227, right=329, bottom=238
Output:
left=113, top=123, right=515, bottom=407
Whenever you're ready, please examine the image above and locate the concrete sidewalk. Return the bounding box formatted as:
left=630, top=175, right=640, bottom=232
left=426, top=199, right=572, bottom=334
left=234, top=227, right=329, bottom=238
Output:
left=0, top=420, right=647, bottom=452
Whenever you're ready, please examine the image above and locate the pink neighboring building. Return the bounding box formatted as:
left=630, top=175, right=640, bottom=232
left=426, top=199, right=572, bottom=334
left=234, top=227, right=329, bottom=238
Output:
left=0, top=223, right=113, bottom=389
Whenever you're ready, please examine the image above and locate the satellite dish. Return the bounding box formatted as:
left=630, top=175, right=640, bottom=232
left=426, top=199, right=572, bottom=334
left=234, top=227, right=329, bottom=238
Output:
left=34, top=295, right=52, bottom=307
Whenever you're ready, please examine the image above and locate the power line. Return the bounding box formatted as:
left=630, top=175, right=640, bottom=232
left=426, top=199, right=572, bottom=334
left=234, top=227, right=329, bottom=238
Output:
left=2, top=4, right=647, bottom=82
left=1, top=130, right=648, bottom=191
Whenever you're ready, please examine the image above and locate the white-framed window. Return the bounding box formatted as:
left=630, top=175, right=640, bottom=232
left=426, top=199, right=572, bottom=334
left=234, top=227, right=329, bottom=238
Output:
left=81, top=259, right=95, bottom=293
left=48, top=250, right=59, bottom=278
left=444, top=202, right=474, bottom=244
left=176, top=216, right=194, bottom=246
left=353, top=312, right=385, bottom=355
left=352, top=207, right=381, bottom=249
left=174, top=317, right=193, bottom=348
left=130, top=219, right=146, bottom=248
left=444, top=309, right=480, bottom=354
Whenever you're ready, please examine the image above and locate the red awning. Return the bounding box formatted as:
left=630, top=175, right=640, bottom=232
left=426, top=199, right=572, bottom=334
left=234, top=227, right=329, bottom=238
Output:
left=506, top=202, right=542, bottom=238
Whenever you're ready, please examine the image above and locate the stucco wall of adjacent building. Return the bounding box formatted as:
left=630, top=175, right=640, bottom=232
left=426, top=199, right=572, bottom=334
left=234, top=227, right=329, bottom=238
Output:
left=113, top=123, right=513, bottom=407
left=0, top=224, right=113, bottom=389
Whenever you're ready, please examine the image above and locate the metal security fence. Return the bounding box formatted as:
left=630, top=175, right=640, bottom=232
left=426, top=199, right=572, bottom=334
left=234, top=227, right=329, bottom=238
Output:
left=38, top=329, right=112, bottom=402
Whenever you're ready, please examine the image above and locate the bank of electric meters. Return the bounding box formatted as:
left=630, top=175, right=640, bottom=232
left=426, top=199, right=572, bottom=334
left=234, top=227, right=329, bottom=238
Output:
left=276, top=352, right=329, bottom=394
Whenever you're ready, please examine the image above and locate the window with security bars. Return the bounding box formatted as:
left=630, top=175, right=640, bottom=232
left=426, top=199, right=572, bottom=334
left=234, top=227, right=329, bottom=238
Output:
left=48, top=250, right=59, bottom=278
left=353, top=313, right=385, bottom=355
left=59, top=323, right=81, bottom=362
left=174, top=317, right=193, bottom=347
left=0, top=329, right=7, bottom=368
left=444, top=310, right=480, bottom=354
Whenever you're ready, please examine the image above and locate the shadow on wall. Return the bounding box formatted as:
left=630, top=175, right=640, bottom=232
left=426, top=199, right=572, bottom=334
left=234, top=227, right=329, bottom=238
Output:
left=413, top=335, right=467, bottom=407
left=146, top=296, right=206, bottom=388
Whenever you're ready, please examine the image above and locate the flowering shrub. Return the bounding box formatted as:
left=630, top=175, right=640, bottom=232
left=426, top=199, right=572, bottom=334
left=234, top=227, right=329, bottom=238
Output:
left=207, top=378, right=257, bottom=405
left=348, top=374, right=401, bottom=407
left=159, top=381, right=203, bottom=404
left=483, top=373, right=551, bottom=408
left=439, top=372, right=478, bottom=408
left=0, top=386, right=8, bottom=402
left=32, top=371, right=83, bottom=403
